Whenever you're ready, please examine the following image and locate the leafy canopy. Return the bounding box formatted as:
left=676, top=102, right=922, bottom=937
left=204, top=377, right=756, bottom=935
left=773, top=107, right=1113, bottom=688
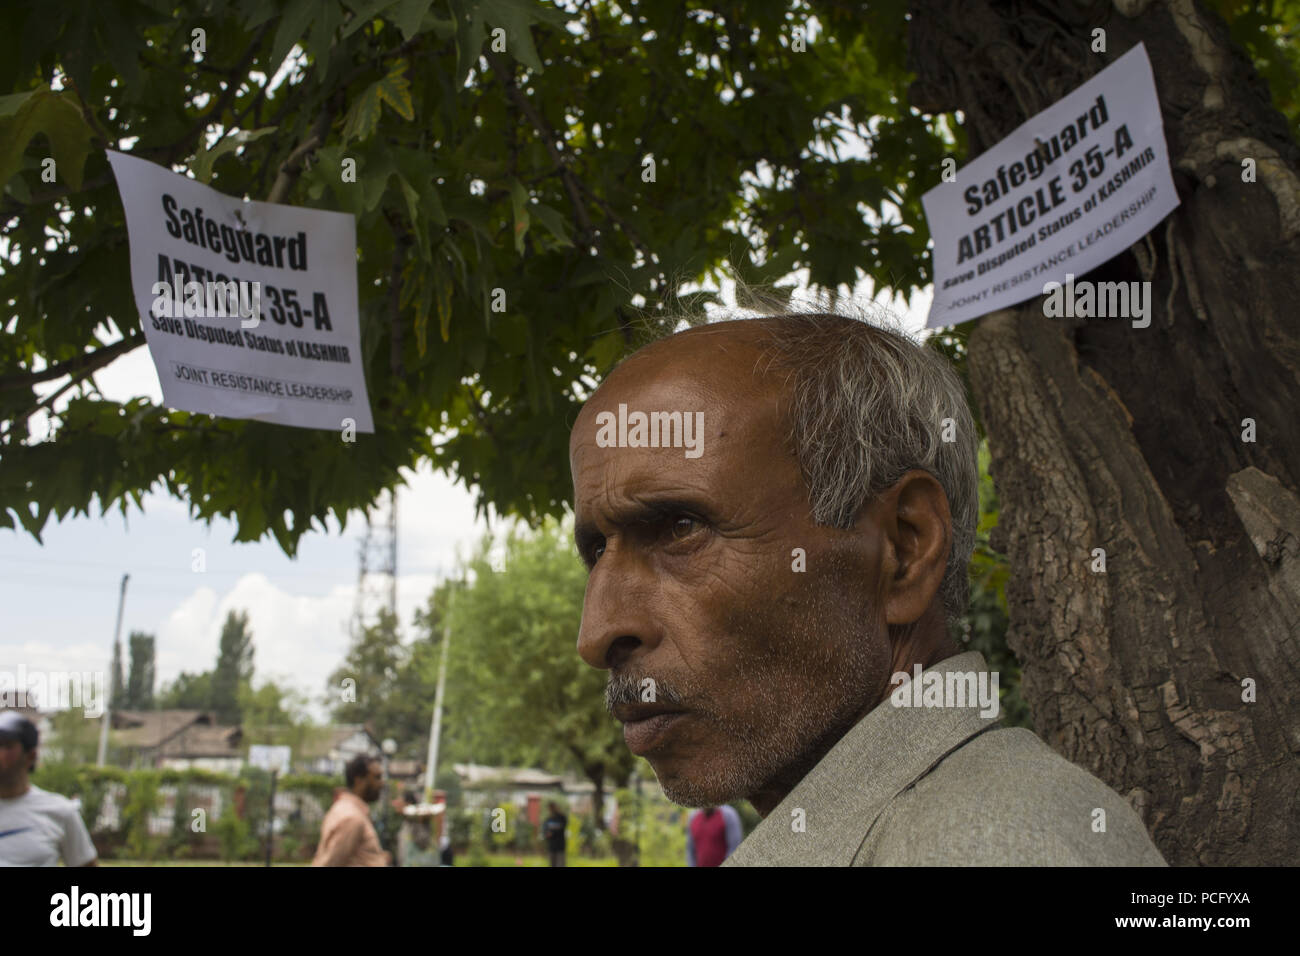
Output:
left=3, top=0, right=1295, bottom=551
left=1, top=0, right=941, bottom=548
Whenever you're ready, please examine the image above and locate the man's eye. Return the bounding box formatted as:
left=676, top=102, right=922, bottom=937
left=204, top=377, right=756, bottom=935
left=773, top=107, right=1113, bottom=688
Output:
left=671, top=516, right=700, bottom=540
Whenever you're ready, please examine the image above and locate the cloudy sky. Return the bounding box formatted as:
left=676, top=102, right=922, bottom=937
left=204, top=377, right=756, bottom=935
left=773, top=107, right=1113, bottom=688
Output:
left=2, top=276, right=930, bottom=722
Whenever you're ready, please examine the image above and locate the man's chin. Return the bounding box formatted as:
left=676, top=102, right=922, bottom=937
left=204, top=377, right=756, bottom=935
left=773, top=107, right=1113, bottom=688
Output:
left=647, top=757, right=747, bottom=808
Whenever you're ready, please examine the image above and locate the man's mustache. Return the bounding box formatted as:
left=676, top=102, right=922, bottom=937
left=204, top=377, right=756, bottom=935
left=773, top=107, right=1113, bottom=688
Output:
left=605, top=671, right=690, bottom=713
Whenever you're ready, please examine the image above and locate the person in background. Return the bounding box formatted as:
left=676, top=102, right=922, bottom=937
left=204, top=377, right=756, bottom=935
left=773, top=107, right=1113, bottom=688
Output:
left=312, top=754, right=390, bottom=867
left=541, top=801, right=568, bottom=867
left=0, top=710, right=97, bottom=867
left=686, top=805, right=742, bottom=867
left=398, top=811, right=441, bottom=867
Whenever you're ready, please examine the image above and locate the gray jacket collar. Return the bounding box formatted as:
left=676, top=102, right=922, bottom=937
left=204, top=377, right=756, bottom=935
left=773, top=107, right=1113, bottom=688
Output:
left=723, top=651, right=1002, bottom=866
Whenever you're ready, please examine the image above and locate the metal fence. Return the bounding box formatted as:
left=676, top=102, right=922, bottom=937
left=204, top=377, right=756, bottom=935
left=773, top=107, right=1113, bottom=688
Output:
left=88, top=782, right=327, bottom=835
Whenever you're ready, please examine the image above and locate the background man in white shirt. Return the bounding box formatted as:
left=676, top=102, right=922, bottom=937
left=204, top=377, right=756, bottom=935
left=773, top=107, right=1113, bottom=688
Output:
left=0, top=710, right=98, bottom=867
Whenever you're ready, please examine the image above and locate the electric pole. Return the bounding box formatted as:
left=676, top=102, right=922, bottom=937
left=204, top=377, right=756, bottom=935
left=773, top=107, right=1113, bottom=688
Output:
left=351, top=488, right=398, bottom=639
left=96, top=573, right=129, bottom=767
left=423, top=614, right=450, bottom=803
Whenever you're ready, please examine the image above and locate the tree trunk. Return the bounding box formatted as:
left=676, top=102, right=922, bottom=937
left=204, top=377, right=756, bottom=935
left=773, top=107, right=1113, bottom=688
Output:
left=908, top=0, right=1300, bottom=864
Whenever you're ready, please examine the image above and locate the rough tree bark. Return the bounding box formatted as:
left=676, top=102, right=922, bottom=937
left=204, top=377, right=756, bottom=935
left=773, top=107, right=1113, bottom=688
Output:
left=907, top=0, right=1300, bottom=864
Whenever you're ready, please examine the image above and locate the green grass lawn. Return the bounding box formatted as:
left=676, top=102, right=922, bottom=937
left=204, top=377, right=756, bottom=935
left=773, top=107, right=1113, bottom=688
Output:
left=100, top=860, right=312, bottom=866
left=459, top=853, right=618, bottom=867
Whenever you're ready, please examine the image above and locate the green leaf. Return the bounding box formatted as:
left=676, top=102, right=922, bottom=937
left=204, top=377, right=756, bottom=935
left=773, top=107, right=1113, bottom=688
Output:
left=190, top=127, right=277, bottom=184
left=509, top=177, right=530, bottom=254
left=414, top=272, right=434, bottom=357
left=452, top=0, right=489, bottom=84
left=359, top=151, right=396, bottom=211
left=0, top=90, right=36, bottom=118
left=306, top=0, right=345, bottom=81
left=392, top=148, right=448, bottom=228
left=587, top=332, right=625, bottom=372
left=530, top=202, right=573, bottom=247
left=481, top=0, right=568, bottom=73
left=269, top=0, right=322, bottom=76
left=436, top=264, right=454, bottom=342
left=397, top=174, right=432, bottom=259
left=392, top=0, right=435, bottom=42
left=342, top=0, right=402, bottom=38
left=374, top=62, right=415, bottom=121
left=342, top=63, right=414, bottom=142
left=341, top=85, right=382, bottom=144
left=0, top=86, right=95, bottom=192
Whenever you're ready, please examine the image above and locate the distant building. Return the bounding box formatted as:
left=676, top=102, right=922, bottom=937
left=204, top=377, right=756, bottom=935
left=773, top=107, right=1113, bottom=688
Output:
left=454, top=763, right=568, bottom=810
left=111, top=709, right=243, bottom=772
left=451, top=763, right=623, bottom=826
left=295, top=724, right=381, bottom=777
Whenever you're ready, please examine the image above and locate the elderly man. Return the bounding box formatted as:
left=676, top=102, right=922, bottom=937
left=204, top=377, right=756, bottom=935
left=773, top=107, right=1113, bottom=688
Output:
left=569, top=313, right=1166, bottom=866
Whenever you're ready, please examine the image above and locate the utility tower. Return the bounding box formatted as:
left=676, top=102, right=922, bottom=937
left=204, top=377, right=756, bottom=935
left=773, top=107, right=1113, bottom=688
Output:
left=352, top=487, right=398, bottom=638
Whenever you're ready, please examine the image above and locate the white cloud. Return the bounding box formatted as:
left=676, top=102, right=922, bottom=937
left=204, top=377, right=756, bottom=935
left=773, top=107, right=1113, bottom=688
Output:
left=155, top=574, right=349, bottom=711
left=148, top=563, right=465, bottom=722
left=396, top=462, right=492, bottom=578
left=0, top=640, right=111, bottom=675
left=93, top=342, right=163, bottom=404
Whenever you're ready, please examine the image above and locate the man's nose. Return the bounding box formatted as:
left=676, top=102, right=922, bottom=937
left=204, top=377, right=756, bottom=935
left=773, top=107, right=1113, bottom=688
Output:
left=577, top=547, right=662, bottom=671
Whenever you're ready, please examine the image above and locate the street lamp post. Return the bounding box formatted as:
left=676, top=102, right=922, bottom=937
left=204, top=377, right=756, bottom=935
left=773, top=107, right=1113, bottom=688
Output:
left=96, top=574, right=129, bottom=767
left=381, top=738, right=398, bottom=866
left=381, top=737, right=397, bottom=782
left=423, top=617, right=451, bottom=803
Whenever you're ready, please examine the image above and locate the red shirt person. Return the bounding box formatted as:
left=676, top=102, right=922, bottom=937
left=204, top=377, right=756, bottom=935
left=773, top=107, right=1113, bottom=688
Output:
left=686, top=805, right=743, bottom=866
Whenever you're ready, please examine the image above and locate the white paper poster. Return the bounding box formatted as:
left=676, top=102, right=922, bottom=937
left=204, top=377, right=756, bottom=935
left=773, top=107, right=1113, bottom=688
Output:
left=107, top=149, right=374, bottom=432
left=922, top=43, right=1180, bottom=329
left=248, top=744, right=292, bottom=775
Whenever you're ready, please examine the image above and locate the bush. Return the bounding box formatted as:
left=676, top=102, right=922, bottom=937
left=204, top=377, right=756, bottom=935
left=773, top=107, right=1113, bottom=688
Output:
left=214, top=802, right=255, bottom=862
left=279, top=835, right=301, bottom=861
left=30, top=762, right=335, bottom=861
left=120, top=771, right=161, bottom=861
left=465, top=809, right=490, bottom=867
left=486, top=802, right=517, bottom=851
left=641, top=803, right=688, bottom=867
left=449, top=807, right=472, bottom=849
left=514, top=816, right=536, bottom=851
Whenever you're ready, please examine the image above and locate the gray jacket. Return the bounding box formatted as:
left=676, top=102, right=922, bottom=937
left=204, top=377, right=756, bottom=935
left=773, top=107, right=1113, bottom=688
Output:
left=723, top=651, right=1168, bottom=866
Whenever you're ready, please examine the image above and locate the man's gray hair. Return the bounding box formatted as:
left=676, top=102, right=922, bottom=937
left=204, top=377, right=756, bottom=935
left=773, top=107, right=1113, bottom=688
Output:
left=748, top=312, right=978, bottom=627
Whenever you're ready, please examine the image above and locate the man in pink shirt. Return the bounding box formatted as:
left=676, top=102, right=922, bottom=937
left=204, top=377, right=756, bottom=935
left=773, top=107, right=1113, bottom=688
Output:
left=312, top=754, right=391, bottom=867
left=686, top=805, right=743, bottom=867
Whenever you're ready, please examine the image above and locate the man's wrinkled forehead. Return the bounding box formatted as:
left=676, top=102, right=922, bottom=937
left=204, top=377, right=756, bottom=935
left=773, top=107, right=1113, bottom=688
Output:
left=570, top=322, right=783, bottom=453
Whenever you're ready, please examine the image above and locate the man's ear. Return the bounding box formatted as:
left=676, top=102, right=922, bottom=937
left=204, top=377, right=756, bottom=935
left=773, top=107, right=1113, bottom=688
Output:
left=870, top=469, right=952, bottom=628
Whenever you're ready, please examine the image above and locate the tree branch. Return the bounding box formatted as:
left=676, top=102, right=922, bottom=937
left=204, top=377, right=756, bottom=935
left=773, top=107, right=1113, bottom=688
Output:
left=384, top=210, right=413, bottom=379
left=0, top=334, right=143, bottom=393
left=17, top=363, right=97, bottom=424
left=173, top=22, right=276, bottom=165
left=266, top=126, right=327, bottom=204
left=488, top=51, right=596, bottom=247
